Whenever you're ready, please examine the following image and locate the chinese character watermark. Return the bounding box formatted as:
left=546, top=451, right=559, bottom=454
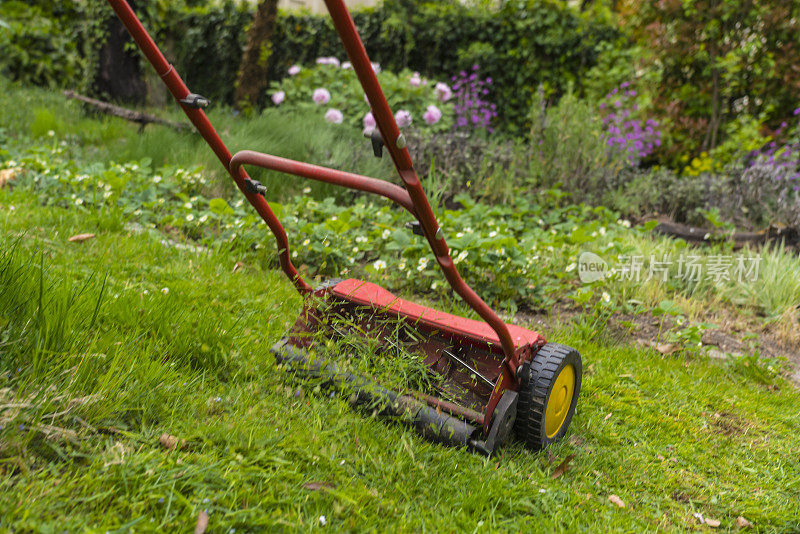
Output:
left=577, top=252, right=761, bottom=284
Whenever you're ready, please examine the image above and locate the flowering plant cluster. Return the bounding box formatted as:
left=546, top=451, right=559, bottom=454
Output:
left=599, top=82, right=661, bottom=166
left=749, top=108, right=800, bottom=191
left=450, top=65, right=497, bottom=133
left=267, top=59, right=454, bottom=134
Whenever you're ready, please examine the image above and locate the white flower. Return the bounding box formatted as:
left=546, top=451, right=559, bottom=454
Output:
left=302, top=239, right=310, bottom=246
left=186, top=214, right=195, bottom=222
left=161, top=287, right=170, bottom=294
left=617, top=219, right=631, bottom=228
left=75, top=198, right=84, bottom=206
left=303, top=187, right=311, bottom=194
left=488, top=231, right=497, bottom=238
left=455, top=250, right=468, bottom=264
left=319, top=516, right=327, bottom=526
left=599, top=227, right=607, bottom=236
left=152, top=175, right=162, bottom=184
left=352, top=247, right=358, bottom=253
left=398, top=261, right=406, bottom=271
left=199, top=215, right=208, bottom=223
left=565, top=262, right=576, bottom=272
left=325, top=108, right=344, bottom=124
left=356, top=236, right=368, bottom=243
left=184, top=202, right=193, bottom=209
left=381, top=229, right=391, bottom=239
left=602, top=292, right=611, bottom=303
left=348, top=257, right=354, bottom=264
left=47, top=130, right=55, bottom=137
left=373, top=260, right=386, bottom=270
left=417, top=257, right=429, bottom=271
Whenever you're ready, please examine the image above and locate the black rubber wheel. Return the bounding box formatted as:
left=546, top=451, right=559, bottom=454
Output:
left=514, top=342, right=582, bottom=450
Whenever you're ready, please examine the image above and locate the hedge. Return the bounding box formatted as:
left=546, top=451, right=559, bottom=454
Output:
left=0, top=0, right=617, bottom=133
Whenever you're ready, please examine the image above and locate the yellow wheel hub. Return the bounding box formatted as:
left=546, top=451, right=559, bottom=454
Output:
left=544, top=364, right=576, bottom=438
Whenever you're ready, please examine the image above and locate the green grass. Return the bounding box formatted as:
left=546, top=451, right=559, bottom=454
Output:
left=2, top=80, right=800, bottom=531
left=2, top=175, right=800, bottom=532
left=0, top=77, right=395, bottom=201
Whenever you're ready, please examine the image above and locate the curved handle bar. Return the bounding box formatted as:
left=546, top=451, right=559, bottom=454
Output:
left=229, top=150, right=521, bottom=378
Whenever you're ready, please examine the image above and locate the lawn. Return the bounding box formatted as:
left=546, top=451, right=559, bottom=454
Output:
left=1, top=83, right=799, bottom=532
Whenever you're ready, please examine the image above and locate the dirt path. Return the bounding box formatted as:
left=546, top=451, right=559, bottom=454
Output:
left=516, top=306, right=800, bottom=385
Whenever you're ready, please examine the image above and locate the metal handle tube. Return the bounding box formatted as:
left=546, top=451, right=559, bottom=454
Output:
left=322, top=0, right=520, bottom=390
left=105, top=0, right=311, bottom=294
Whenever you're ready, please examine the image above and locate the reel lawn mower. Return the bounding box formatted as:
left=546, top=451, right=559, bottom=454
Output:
left=106, top=0, right=582, bottom=455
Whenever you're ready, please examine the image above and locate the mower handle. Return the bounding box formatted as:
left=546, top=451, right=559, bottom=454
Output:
left=105, top=0, right=522, bottom=430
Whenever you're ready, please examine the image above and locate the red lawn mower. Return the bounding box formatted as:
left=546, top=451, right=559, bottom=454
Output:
left=107, top=0, right=582, bottom=455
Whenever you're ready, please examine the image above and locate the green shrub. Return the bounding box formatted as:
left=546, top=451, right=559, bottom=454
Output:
left=0, top=1, right=85, bottom=88
left=269, top=62, right=453, bottom=133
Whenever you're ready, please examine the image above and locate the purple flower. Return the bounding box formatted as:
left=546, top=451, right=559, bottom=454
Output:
left=325, top=108, right=343, bottom=124
left=409, top=72, right=421, bottom=87
left=271, top=91, right=285, bottom=106
left=435, top=82, right=452, bottom=102
left=395, top=109, right=412, bottom=128
left=341, top=61, right=352, bottom=70
left=423, top=105, right=442, bottom=125
left=363, top=111, right=376, bottom=134
left=313, top=88, right=331, bottom=105
left=794, top=108, right=800, bottom=116
left=288, top=65, right=300, bottom=76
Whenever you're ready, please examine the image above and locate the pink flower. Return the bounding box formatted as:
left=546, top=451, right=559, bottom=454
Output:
left=395, top=110, right=412, bottom=128
left=325, top=108, right=343, bottom=124
left=313, top=88, right=331, bottom=105
left=271, top=91, right=285, bottom=105
left=288, top=65, right=300, bottom=76
left=342, top=61, right=352, bottom=70
left=435, top=82, right=452, bottom=102
left=409, top=72, right=421, bottom=87
left=363, top=111, right=376, bottom=131
left=423, top=105, right=441, bottom=125
left=316, top=57, right=340, bottom=67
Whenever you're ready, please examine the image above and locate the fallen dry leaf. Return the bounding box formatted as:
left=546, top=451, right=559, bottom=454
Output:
left=551, top=454, right=575, bottom=479
left=303, top=481, right=334, bottom=491
left=735, top=516, right=753, bottom=528
left=705, top=518, right=721, bottom=528
left=158, top=433, right=184, bottom=450
left=604, top=413, right=612, bottom=422
left=232, top=261, right=245, bottom=273
left=655, top=343, right=677, bottom=355
left=608, top=494, right=625, bottom=508
left=68, top=233, right=95, bottom=243
left=0, top=168, right=18, bottom=188
left=194, top=510, right=209, bottom=534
